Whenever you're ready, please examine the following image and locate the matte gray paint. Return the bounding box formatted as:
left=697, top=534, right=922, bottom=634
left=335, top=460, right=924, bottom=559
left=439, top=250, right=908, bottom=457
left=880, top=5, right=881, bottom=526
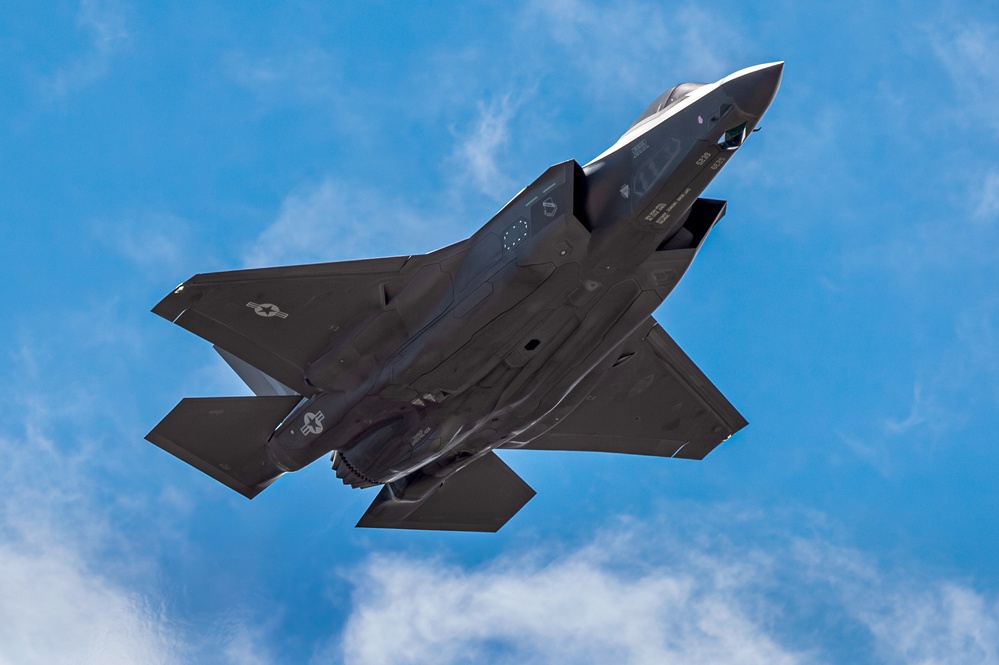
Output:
left=146, top=63, right=783, bottom=531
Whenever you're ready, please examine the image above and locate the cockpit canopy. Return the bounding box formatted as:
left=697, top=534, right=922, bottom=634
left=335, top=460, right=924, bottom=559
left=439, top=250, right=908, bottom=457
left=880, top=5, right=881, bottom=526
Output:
left=627, top=82, right=706, bottom=131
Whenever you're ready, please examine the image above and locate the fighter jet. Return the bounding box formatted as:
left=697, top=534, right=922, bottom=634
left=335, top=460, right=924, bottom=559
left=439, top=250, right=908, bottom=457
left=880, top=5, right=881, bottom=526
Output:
left=147, top=62, right=783, bottom=531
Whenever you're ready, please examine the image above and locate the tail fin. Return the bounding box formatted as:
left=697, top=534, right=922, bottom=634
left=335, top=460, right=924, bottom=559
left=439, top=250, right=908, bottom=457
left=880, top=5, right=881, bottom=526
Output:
left=145, top=395, right=301, bottom=498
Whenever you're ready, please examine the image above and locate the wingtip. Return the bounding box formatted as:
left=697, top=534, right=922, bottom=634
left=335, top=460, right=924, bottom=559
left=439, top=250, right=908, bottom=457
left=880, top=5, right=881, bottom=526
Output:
left=151, top=280, right=194, bottom=322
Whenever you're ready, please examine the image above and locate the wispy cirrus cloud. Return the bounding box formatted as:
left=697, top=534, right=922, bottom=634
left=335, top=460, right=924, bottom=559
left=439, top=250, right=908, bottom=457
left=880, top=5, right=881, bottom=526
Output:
left=242, top=179, right=389, bottom=268
left=927, top=17, right=999, bottom=230
left=859, top=583, right=999, bottom=665
left=95, top=210, right=210, bottom=283
left=43, top=0, right=131, bottom=98
left=209, top=0, right=749, bottom=218
left=526, top=0, right=743, bottom=96
left=793, top=539, right=999, bottom=665
left=242, top=177, right=465, bottom=269
left=881, top=383, right=936, bottom=435
left=837, top=382, right=942, bottom=475
left=973, top=168, right=999, bottom=223
left=409, top=1, right=748, bottom=209
left=449, top=95, right=521, bottom=200
left=222, top=46, right=347, bottom=107
left=840, top=16, right=999, bottom=282
left=928, top=18, right=999, bottom=137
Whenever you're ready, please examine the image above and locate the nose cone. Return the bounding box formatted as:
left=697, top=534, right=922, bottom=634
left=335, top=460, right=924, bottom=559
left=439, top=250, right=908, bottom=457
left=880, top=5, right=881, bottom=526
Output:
left=721, top=61, right=783, bottom=118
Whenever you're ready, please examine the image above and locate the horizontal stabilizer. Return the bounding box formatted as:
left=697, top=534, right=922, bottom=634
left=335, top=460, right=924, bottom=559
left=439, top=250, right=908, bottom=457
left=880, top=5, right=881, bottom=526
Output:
left=145, top=395, right=301, bottom=498
left=357, top=452, right=535, bottom=532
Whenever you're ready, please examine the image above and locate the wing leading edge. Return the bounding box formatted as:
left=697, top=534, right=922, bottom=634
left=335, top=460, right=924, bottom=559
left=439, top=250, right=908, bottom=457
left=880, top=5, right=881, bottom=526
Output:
left=152, top=256, right=415, bottom=396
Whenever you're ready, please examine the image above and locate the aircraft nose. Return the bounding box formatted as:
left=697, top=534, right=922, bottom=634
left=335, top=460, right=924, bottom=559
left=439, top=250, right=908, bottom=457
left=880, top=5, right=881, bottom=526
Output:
left=723, top=61, right=783, bottom=118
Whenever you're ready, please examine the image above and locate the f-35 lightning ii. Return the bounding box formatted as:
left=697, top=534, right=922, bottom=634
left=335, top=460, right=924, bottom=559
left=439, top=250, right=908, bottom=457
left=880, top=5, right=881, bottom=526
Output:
left=147, top=62, right=783, bottom=531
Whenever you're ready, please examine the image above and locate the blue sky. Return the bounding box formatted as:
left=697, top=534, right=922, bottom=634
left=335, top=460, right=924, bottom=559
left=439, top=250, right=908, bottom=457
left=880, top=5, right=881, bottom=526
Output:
left=2, top=0, right=999, bottom=662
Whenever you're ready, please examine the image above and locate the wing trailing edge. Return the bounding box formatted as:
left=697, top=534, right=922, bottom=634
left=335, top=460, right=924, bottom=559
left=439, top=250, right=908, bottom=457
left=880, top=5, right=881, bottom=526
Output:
left=509, top=318, right=746, bottom=460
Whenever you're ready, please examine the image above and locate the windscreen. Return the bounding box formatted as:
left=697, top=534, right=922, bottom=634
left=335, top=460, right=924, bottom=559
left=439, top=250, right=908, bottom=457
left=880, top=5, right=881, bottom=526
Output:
left=627, top=82, right=706, bottom=131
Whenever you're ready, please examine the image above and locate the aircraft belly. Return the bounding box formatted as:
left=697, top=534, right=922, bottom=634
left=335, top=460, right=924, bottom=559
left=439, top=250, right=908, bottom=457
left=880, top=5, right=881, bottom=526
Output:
left=377, top=237, right=688, bottom=477
left=499, top=279, right=642, bottom=415
left=404, top=261, right=581, bottom=395
left=268, top=189, right=719, bottom=487
left=147, top=63, right=785, bottom=530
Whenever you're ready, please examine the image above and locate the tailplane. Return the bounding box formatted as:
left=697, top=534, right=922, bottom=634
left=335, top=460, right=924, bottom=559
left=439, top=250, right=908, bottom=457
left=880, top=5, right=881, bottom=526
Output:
left=357, top=452, right=535, bottom=532
left=145, top=395, right=301, bottom=498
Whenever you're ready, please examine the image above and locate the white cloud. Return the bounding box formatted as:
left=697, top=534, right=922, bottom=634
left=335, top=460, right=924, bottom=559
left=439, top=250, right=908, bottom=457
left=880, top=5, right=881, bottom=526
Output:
left=339, top=548, right=800, bottom=665
left=223, top=47, right=345, bottom=106
left=838, top=19, right=999, bottom=281
left=214, top=617, right=279, bottom=665
left=450, top=96, right=520, bottom=200
left=927, top=19, right=999, bottom=228
left=44, top=0, right=130, bottom=98
left=0, top=529, right=279, bottom=665
left=526, top=0, right=742, bottom=96
left=334, top=518, right=999, bottom=665
left=220, top=45, right=375, bottom=143
left=0, top=541, right=179, bottom=665
left=929, top=19, right=999, bottom=136
left=839, top=431, right=895, bottom=477
left=242, top=178, right=458, bottom=269
left=881, top=383, right=931, bottom=435
left=0, top=400, right=274, bottom=665
left=95, top=210, right=206, bottom=282
left=836, top=291, right=999, bottom=474
left=243, top=180, right=363, bottom=268
left=973, top=168, right=999, bottom=223
left=0, top=418, right=179, bottom=665
left=796, top=540, right=999, bottom=665
left=78, top=0, right=129, bottom=49
left=859, top=584, right=999, bottom=665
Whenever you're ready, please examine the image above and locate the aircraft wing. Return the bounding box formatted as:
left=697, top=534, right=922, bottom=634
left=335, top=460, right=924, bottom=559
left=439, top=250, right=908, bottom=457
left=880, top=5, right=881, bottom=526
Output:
left=512, top=318, right=747, bottom=460
left=357, top=452, right=536, bottom=532
left=152, top=256, right=414, bottom=395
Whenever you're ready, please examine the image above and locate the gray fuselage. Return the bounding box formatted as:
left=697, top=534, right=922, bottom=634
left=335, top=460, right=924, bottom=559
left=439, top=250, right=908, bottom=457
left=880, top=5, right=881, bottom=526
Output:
left=263, top=63, right=783, bottom=502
